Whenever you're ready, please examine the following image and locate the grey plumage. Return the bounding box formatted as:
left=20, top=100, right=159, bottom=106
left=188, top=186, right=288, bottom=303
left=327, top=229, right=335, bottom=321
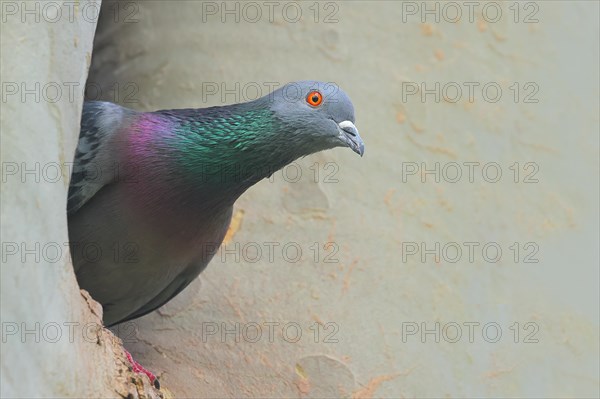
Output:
left=68, top=81, right=364, bottom=326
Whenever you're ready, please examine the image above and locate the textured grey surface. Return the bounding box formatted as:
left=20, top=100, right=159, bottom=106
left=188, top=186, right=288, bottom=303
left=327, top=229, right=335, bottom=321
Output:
left=0, top=2, right=114, bottom=397
left=82, top=1, right=600, bottom=397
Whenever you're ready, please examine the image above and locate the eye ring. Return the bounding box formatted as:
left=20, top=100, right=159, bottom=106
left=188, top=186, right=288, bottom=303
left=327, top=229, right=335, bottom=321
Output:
left=306, top=91, right=323, bottom=107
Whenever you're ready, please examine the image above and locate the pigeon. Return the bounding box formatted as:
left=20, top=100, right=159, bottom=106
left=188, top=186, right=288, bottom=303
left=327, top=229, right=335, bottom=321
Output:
left=67, top=81, right=364, bottom=384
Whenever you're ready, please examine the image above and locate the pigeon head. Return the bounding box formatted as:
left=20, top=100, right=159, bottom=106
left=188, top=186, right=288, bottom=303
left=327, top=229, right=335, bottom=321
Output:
left=137, top=81, right=364, bottom=201
left=265, top=81, right=365, bottom=157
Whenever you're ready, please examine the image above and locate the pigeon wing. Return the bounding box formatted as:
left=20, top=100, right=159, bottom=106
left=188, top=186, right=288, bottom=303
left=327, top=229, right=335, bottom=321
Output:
left=67, top=101, right=136, bottom=215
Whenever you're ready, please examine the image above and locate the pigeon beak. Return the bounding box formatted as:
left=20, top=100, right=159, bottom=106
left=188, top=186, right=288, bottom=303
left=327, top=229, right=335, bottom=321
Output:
left=338, top=121, right=365, bottom=157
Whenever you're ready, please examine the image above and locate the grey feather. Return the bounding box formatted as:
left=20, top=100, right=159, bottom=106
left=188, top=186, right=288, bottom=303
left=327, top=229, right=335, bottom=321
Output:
left=67, top=101, right=136, bottom=215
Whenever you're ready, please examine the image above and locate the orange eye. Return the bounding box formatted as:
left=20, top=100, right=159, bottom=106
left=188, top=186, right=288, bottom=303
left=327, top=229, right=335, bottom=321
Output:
left=306, top=91, right=323, bottom=107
